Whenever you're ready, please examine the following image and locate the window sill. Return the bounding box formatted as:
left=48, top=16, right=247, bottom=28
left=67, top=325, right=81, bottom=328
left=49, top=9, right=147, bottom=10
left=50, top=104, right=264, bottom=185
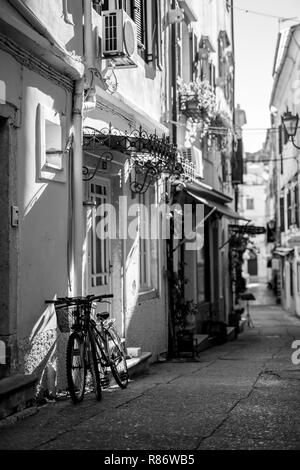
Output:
left=138, top=289, right=159, bottom=303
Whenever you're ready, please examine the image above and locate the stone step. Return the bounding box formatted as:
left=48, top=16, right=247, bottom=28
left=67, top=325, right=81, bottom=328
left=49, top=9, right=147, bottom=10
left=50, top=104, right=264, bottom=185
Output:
left=0, top=374, right=38, bottom=420
left=193, top=334, right=210, bottom=352
left=127, top=352, right=152, bottom=379
left=239, top=317, right=247, bottom=333
left=226, top=326, right=236, bottom=341
left=176, top=333, right=210, bottom=357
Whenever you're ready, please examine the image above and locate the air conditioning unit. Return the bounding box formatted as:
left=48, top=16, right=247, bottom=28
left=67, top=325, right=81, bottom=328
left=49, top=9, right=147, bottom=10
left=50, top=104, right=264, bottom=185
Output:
left=102, top=9, right=137, bottom=68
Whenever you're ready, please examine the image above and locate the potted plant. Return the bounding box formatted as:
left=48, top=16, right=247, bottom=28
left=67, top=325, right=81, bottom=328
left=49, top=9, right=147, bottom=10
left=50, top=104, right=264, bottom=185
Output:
left=209, top=109, right=232, bottom=151
left=178, top=78, right=216, bottom=122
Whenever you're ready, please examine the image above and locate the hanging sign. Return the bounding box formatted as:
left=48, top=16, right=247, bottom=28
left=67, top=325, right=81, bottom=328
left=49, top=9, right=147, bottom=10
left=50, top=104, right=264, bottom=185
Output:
left=229, top=225, right=266, bottom=235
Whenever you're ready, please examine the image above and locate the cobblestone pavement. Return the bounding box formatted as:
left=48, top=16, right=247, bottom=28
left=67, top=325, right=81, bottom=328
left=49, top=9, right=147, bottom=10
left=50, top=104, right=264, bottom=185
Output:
left=1, top=300, right=300, bottom=451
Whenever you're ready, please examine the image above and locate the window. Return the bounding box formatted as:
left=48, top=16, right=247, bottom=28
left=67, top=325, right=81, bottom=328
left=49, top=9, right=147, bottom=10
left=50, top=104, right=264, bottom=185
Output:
left=287, top=189, right=292, bottom=227
left=176, top=21, right=183, bottom=78
left=89, top=181, right=110, bottom=289
left=138, top=187, right=159, bottom=294
left=196, top=213, right=210, bottom=303
left=246, top=198, right=254, bottom=210
left=290, top=262, right=294, bottom=297
left=190, top=32, right=198, bottom=80
left=36, top=104, right=66, bottom=183
left=151, top=0, right=162, bottom=69
left=280, top=196, right=285, bottom=232
left=295, top=184, right=299, bottom=227
left=297, top=263, right=300, bottom=293
left=101, top=0, right=162, bottom=67
left=209, top=62, right=216, bottom=90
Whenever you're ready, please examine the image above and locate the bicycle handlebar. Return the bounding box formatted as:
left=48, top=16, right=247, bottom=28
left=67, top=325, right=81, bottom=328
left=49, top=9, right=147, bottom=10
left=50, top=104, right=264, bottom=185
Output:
left=45, top=293, right=114, bottom=306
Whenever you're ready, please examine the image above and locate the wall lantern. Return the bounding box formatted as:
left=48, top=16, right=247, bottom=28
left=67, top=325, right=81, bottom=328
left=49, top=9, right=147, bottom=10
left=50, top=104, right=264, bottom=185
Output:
left=281, top=111, right=300, bottom=149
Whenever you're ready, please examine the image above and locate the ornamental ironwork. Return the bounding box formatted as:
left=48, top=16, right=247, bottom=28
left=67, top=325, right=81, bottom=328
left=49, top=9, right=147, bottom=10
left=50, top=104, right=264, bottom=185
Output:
left=229, top=225, right=266, bottom=235
left=82, top=125, right=182, bottom=194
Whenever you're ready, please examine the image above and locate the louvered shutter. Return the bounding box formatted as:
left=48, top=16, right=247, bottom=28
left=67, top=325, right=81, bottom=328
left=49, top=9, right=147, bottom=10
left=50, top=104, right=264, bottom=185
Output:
left=288, top=190, right=292, bottom=228
left=295, top=184, right=299, bottom=227
left=280, top=196, right=285, bottom=232
left=149, top=0, right=162, bottom=68
left=132, top=0, right=145, bottom=50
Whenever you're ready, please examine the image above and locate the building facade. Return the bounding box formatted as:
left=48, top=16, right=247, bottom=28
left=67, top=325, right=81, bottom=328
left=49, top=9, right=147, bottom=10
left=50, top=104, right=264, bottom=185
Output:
left=268, top=24, right=300, bottom=318
left=238, top=152, right=269, bottom=286
left=0, top=0, right=245, bottom=402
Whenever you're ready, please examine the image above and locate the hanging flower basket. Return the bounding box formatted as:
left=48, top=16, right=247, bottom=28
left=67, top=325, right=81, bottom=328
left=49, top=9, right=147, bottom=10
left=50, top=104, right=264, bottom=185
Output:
left=209, top=110, right=233, bottom=151
left=178, top=78, right=216, bottom=121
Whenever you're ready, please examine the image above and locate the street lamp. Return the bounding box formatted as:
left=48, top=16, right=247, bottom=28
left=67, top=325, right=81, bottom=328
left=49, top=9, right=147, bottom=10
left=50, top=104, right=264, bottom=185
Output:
left=281, top=111, right=300, bottom=149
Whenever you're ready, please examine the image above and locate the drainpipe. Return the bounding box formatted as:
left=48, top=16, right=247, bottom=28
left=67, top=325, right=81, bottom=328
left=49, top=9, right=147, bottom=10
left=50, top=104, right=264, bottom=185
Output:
left=84, top=0, right=94, bottom=70
left=231, top=0, right=239, bottom=213
left=83, top=0, right=97, bottom=112
left=166, top=0, right=178, bottom=358
left=72, top=80, right=84, bottom=297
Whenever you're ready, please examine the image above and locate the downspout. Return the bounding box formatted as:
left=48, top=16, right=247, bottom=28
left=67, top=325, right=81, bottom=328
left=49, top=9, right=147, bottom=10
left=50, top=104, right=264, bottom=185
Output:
left=231, top=0, right=237, bottom=308
left=71, top=0, right=96, bottom=296
left=167, top=0, right=177, bottom=358
left=231, top=0, right=238, bottom=213
left=72, top=80, right=84, bottom=297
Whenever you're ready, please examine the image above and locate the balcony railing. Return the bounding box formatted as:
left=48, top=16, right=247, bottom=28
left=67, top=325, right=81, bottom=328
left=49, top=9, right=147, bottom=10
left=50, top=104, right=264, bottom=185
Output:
left=178, top=156, right=202, bottom=183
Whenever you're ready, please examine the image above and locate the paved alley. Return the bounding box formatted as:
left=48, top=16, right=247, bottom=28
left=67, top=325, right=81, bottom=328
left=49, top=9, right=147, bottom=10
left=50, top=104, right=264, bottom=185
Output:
left=1, top=302, right=300, bottom=451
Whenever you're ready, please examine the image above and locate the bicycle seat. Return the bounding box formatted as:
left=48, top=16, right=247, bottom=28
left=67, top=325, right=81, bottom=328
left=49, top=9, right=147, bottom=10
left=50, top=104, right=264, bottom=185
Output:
left=97, top=312, right=110, bottom=320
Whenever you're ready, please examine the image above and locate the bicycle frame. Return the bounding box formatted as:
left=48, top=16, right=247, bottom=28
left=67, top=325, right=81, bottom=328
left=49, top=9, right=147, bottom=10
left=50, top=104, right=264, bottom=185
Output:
left=90, top=320, right=111, bottom=368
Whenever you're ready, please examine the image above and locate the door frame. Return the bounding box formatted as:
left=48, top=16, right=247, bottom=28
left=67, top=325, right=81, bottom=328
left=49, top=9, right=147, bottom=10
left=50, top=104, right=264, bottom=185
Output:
left=85, top=176, right=112, bottom=302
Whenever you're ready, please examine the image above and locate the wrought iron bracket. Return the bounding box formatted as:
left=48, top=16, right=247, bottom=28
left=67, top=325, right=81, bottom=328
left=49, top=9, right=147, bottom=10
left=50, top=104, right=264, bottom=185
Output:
left=82, top=125, right=182, bottom=193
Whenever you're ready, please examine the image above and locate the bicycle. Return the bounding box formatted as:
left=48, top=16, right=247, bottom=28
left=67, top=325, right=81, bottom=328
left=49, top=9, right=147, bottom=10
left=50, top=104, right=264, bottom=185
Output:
left=45, top=294, right=129, bottom=404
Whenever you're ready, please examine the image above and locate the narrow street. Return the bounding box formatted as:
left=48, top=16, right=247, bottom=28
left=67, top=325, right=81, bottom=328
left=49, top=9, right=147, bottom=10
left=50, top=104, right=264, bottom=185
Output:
left=1, top=288, right=300, bottom=451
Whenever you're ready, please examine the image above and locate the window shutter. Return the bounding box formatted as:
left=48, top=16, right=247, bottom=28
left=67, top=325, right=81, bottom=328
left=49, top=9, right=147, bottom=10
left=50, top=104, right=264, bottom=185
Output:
left=176, top=22, right=182, bottom=78
left=295, top=184, right=299, bottom=227
left=278, top=124, right=282, bottom=154
left=151, top=0, right=162, bottom=69
left=132, top=0, right=145, bottom=50
left=189, top=32, right=197, bottom=80
left=182, top=148, right=192, bottom=162
left=287, top=190, right=292, bottom=227
left=218, top=37, right=223, bottom=78
left=280, top=196, right=285, bottom=232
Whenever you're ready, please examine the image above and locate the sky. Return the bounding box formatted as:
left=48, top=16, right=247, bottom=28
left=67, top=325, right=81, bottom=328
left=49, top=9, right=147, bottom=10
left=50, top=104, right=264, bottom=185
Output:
left=234, top=0, right=300, bottom=153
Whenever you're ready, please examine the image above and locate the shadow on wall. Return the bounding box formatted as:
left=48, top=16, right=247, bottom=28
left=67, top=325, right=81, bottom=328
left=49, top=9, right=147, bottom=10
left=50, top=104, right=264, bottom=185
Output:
left=18, top=175, right=70, bottom=400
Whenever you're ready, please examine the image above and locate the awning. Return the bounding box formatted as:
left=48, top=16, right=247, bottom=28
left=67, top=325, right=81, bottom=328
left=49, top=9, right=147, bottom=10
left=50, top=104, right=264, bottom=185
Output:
left=185, top=181, right=232, bottom=204
left=273, top=247, right=294, bottom=257
left=186, top=190, right=248, bottom=221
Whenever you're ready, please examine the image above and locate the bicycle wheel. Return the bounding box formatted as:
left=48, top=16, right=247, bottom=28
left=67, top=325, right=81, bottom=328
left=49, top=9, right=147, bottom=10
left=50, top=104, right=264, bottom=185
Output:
left=66, top=332, right=86, bottom=403
left=88, top=328, right=102, bottom=401
left=106, top=329, right=129, bottom=389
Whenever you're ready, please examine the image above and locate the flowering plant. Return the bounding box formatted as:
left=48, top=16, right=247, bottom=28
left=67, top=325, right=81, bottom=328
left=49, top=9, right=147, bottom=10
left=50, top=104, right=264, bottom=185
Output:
left=209, top=110, right=232, bottom=151
left=178, top=78, right=217, bottom=118
left=210, top=110, right=232, bottom=129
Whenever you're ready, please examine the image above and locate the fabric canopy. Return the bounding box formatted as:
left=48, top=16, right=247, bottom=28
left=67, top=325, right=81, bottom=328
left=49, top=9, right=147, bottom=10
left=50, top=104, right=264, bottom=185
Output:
left=186, top=190, right=249, bottom=221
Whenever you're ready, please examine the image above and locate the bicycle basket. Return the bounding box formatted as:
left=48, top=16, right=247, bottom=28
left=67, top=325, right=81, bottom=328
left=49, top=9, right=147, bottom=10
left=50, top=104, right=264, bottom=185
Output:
left=55, top=306, right=77, bottom=333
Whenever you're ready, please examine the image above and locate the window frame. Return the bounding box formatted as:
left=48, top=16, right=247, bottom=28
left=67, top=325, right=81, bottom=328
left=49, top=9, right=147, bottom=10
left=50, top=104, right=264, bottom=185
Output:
left=246, top=198, right=254, bottom=210
left=138, top=187, right=159, bottom=298
left=36, top=104, right=67, bottom=183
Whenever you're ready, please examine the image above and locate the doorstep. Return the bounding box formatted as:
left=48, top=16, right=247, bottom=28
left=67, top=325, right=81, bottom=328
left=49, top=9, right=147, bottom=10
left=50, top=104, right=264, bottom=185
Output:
left=226, top=326, right=236, bottom=341
left=239, top=317, right=247, bottom=333
left=193, top=334, right=210, bottom=352
left=126, top=352, right=152, bottom=379
left=0, top=374, right=38, bottom=420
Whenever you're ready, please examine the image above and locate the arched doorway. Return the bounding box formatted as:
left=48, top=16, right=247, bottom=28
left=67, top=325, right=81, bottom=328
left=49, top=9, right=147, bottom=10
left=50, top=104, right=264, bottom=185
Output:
left=248, top=251, right=258, bottom=276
